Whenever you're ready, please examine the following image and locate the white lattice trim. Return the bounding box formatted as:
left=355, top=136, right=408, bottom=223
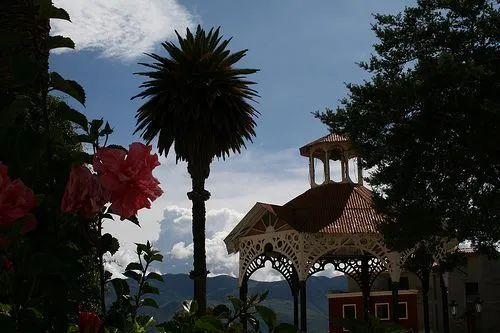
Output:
left=238, top=230, right=301, bottom=286
left=301, top=233, right=391, bottom=280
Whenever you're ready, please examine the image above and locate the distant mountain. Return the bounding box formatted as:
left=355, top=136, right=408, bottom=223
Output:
left=108, top=274, right=347, bottom=333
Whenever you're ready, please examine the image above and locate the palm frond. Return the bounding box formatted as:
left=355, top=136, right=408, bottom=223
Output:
left=132, top=25, right=260, bottom=161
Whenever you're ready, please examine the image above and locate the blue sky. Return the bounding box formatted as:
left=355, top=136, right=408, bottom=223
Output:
left=51, top=0, right=415, bottom=279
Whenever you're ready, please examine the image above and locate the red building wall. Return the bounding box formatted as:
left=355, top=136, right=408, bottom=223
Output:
left=328, top=292, right=419, bottom=333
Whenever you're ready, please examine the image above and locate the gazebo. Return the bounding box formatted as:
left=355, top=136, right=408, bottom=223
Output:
left=224, top=134, right=452, bottom=332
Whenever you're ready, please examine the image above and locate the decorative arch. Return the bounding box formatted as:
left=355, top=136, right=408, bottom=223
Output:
left=243, top=253, right=299, bottom=293
left=301, top=233, right=391, bottom=280
left=307, top=256, right=386, bottom=290
left=238, top=231, right=301, bottom=286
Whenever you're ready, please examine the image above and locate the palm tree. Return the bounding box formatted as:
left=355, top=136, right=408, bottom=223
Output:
left=132, top=25, right=259, bottom=315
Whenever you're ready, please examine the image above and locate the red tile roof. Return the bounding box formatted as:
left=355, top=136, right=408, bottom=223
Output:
left=299, top=133, right=352, bottom=158
left=263, top=183, right=383, bottom=234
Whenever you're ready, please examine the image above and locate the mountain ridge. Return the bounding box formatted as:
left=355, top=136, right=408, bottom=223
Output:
left=119, top=273, right=347, bottom=333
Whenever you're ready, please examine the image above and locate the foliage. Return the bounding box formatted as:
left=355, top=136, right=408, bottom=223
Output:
left=0, top=2, right=295, bottom=333
left=331, top=316, right=407, bottom=333
left=315, top=0, right=500, bottom=252
left=1, top=1, right=161, bottom=332
left=106, top=242, right=164, bottom=333
left=157, top=292, right=298, bottom=333
left=132, top=24, right=260, bottom=314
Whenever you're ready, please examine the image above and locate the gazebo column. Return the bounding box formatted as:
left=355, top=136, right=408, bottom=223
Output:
left=440, top=272, right=450, bottom=333
left=291, top=275, right=300, bottom=330
left=300, top=280, right=307, bottom=332
left=239, top=279, right=248, bottom=330
left=387, top=252, right=402, bottom=323
left=308, top=154, right=315, bottom=187
left=293, top=291, right=299, bottom=329
left=361, top=256, right=371, bottom=320
left=357, top=156, right=363, bottom=185
left=324, top=150, right=330, bottom=183
left=421, top=268, right=431, bottom=333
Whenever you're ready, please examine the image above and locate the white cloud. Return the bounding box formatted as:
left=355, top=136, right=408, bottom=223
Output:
left=153, top=206, right=242, bottom=277
left=51, top=0, right=196, bottom=60
left=171, top=242, right=193, bottom=259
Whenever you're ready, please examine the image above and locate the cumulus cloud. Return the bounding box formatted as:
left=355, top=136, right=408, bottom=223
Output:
left=153, top=206, right=242, bottom=277
left=171, top=242, right=193, bottom=259
left=51, top=0, right=196, bottom=60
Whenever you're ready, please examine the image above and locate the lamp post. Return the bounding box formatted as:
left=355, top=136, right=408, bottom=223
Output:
left=474, top=297, right=482, bottom=314
left=450, top=300, right=458, bottom=318
left=450, top=298, right=483, bottom=333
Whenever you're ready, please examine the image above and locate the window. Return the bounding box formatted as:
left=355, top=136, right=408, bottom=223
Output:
left=342, top=304, right=356, bottom=319
left=375, top=303, right=390, bottom=320
left=398, top=302, right=408, bottom=320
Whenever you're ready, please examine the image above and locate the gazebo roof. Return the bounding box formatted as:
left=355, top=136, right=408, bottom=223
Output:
left=224, top=182, right=383, bottom=254
left=299, top=133, right=350, bottom=157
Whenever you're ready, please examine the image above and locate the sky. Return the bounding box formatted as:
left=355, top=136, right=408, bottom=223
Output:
left=50, top=0, right=415, bottom=280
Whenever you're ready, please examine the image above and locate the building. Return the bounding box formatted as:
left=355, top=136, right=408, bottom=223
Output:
left=224, top=133, right=498, bottom=333
left=328, top=249, right=500, bottom=332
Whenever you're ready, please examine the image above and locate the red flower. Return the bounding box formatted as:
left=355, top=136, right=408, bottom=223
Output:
left=0, top=162, right=38, bottom=235
left=79, top=311, right=102, bottom=333
left=93, top=143, right=163, bottom=219
left=61, top=165, right=109, bottom=217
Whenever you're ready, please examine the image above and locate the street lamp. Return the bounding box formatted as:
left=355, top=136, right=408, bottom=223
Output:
left=474, top=297, right=482, bottom=314
left=450, top=300, right=458, bottom=318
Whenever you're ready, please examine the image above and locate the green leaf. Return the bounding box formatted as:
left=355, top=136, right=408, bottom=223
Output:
left=89, top=119, right=104, bottom=136
left=49, top=5, right=71, bottom=21
left=102, top=213, right=114, bottom=220
left=255, top=305, right=277, bottom=329
left=48, top=35, right=75, bottom=50
left=76, top=134, right=94, bottom=144
left=228, top=296, right=241, bottom=313
left=106, top=144, right=128, bottom=152
left=49, top=72, right=86, bottom=106
left=212, top=304, right=230, bottom=317
left=67, top=324, right=79, bottom=333
left=123, top=270, right=142, bottom=282
left=110, top=278, right=130, bottom=297
left=56, top=101, right=88, bottom=131
left=99, top=233, right=120, bottom=255
left=195, top=316, right=223, bottom=332
left=141, top=297, right=159, bottom=309
left=182, top=300, right=197, bottom=314
left=0, top=303, right=11, bottom=314
left=99, top=121, right=113, bottom=136
left=146, top=272, right=164, bottom=282
left=151, top=253, right=163, bottom=262
left=104, top=270, right=113, bottom=282
left=125, top=262, right=143, bottom=272
left=135, top=243, right=148, bottom=255
left=141, top=283, right=159, bottom=295
left=258, top=290, right=269, bottom=303
left=126, top=214, right=140, bottom=226
left=136, top=315, right=155, bottom=328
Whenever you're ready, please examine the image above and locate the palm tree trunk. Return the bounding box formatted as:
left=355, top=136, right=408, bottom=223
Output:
left=187, top=162, right=211, bottom=316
